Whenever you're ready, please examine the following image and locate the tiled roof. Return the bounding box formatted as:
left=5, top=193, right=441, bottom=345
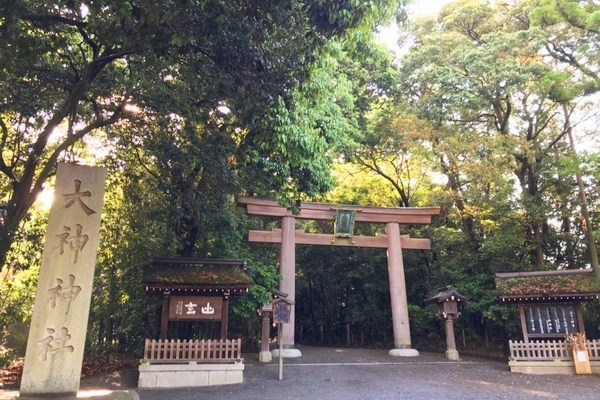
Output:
left=425, top=285, right=468, bottom=304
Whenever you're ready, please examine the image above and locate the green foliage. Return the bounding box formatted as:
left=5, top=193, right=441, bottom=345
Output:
left=295, top=244, right=396, bottom=345
left=231, top=261, right=280, bottom=317
left=3, top=322, right=29, bottom=356
left=239, top=40, right=368, bottom=207
left=327, top=162, right=399, bottom=207
left=408, top=304, right=441, bottom=339
left=0, top=266, right=38, bottom=328
left=0, top=0, right=406, bottom=268
left=4, top=0, right=600, bottom=358
left=0, top=206, right=46, bottom=345
left=531, top=0, right=600, bottom=97
left=0, top=348, right=19, bottom=368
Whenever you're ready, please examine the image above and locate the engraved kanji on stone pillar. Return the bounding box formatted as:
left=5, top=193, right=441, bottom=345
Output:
left=47, top=274, right=82, bottom=315
left=20, top=163, right=107, bottom=397
left=37, top=327, right=75, bottom=361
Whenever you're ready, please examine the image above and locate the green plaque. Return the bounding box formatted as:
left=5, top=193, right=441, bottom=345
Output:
left=334, top=209, right=356, bottom=238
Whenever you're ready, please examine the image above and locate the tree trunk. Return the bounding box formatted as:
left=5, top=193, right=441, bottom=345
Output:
left=441, top=158, right=480, bottom=249
left=0, top=228, right=12, bottom=269
left=563, top=104, right=600, bottom=277
left=0, top=214, right=25, bottom=269
left=561, top=217, right=576, bottom=269
left=532, top=221, right=545, bottom=270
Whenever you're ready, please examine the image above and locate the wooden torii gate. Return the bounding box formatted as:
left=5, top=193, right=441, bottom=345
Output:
left=238, top=196, right=440, bottom=357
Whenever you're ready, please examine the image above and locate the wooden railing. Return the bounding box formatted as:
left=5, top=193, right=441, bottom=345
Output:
left=509, top=339, right=600, bottom=361
left=142, top=339, right=242, bottom=363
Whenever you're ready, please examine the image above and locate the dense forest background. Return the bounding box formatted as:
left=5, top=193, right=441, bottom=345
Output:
left=3, top=0, right=600, bottom=364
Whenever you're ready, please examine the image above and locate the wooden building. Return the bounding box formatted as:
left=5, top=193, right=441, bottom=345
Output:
left=496, top=269, right=600, bottom=374
left=139, top=257, right=253, bottom=388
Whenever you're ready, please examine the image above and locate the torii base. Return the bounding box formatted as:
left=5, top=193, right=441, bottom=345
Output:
left=445, top=349, right=460, bottom=360
left=259, top=351, right=272, bottom=362
left=388, top=348, right=419, bottom=357
left=271, top=348, right=302, bottom=358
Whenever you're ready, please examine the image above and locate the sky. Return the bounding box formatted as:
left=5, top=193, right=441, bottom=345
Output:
left=377, top=0, right=453, bottom=52
left=410, top=0, right=453, bottom=17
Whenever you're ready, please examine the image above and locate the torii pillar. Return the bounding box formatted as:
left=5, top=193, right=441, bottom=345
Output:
left=278, top=215, right=300, bottom=357
left=386, top=222, right=417, bottom=356
left=238, top=197, right=440, bottom=358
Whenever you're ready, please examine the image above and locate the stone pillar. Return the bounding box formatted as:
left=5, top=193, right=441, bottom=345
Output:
left=20, top=164, right=107, bottom=397
left=445, top=316, right=459, bottom=360
left=259, top=311, right=272, bottom=362
left=386, top=222, right=418, bottom=357
left=273, top=216, right=301, bottom=357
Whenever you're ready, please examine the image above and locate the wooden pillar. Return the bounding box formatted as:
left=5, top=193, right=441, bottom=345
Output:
left=220, top=295, right=229, bottom=340
left=259, top=311, right=272, bottom=362
left=445, top=316, right=456, bottom=351
left=160, top=295, right=169, bottom=340
left=320, top=323, right=324, bottom=342
left=385, top=222, right=414, bottom=354
left=444, top=316, right=459, bottom=360
left=518, top=304, right=529, bottom=342
left=445, top=317, right=456, bottom=350
left=280, top=216, right=296, bottom=350
left=346, top=320, right=351, bottom=346
left=576, top=303, right=585, bottom=335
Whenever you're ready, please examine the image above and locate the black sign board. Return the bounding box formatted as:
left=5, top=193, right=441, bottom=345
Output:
left=273, top=301, right=291, bottom=324
left=524, top=304, right=579, bottom=336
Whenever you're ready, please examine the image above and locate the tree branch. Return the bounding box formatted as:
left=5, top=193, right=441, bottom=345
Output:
left=0, top=118, right=17, bottom=183
left=22, top=14, right=86, bottom=29
left=555, top=2, right=600, bottom=35
left=31, top=97, right=131, bottom=201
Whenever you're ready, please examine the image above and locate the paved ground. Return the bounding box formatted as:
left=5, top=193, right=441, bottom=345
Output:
left=3, top=346, right=600, bottom=399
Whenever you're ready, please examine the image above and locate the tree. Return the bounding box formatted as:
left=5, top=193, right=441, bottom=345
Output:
left=530, top=0, right=600, bottom=275
left=386, top=0, right=600, bottom=346
left=397, top=0, right=596, bottom=270
left=530, top=0, right=600, bottom=97
left=0, top=0, right=404, bottom=268
left=351, top=109, right=437, bottom=208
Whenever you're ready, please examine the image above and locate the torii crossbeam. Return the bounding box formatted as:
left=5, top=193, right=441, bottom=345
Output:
left=238, top=196, right=440, bottom=359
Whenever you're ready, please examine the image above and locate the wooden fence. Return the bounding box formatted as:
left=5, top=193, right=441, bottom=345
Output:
left=509, top=339, right=600, bottom=361
left=142, top=339, right=242, bottom=363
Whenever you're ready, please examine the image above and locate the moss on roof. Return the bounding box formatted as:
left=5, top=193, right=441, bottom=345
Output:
left=495, top=271, right=600, bottom=297
left=142, top=258, right=254, bottom=287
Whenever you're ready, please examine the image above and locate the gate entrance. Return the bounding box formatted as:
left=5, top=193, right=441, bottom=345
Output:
left=238, top=197, right=440, bottom=357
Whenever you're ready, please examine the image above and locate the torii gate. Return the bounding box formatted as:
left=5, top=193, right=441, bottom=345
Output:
left=238, top=196, right=440, bottom=358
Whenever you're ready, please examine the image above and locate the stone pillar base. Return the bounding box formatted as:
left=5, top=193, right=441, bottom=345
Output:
left=138, top=362, right=244, bottom=388
left=259, top=351, right=272, bottom=363
left=271, top=348, right=302, bottom=358
left=445, top=349, right=460, bottom=360
left=388, top=348, right=419, bottom=357
left=19, top=390, right=140, bottom=400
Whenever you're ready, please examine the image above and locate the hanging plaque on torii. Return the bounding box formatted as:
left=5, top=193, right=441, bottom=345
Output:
left=333, top=209, right=359, bottom=244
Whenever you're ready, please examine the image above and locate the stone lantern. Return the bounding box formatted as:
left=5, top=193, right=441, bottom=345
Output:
left=425, top=285, right=468, bottom=360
